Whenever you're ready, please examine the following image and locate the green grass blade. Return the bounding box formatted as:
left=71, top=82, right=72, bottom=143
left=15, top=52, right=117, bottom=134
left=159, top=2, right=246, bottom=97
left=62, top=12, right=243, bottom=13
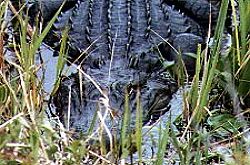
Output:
left=30, top=0, right=66, bottom=55
left=121, top=88, right=131, bottom=159
left=188, top=44, right=202, bottom=108
left=135, top=89, right=143, bottom=163
left=155, top=121, right=170, bottom=165
left=239, top=0, right=250, bottom=57
left=51, top=27, right=69, bottom=96
left=196, top=0, right=229, bottom=123
left=237, top=0, right=250, bottom=96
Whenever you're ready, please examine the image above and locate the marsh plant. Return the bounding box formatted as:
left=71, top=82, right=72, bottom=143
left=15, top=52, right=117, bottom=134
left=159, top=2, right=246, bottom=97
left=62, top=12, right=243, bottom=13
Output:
left=0, top=0, right=250, bottom=164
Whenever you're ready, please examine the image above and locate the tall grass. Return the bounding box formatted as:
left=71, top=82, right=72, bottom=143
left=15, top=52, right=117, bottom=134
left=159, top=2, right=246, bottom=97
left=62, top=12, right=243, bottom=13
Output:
left=177, top=0, right=250, bottom=164
left=0, top=0, right=250, bottom=164
left=235, top=0, right=250, bottom=97
left=0, top=0, right=71, bottom=164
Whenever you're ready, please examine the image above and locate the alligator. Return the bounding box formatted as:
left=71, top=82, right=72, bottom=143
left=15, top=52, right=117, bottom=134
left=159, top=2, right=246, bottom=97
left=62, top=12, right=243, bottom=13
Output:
left=35, top=0, right=219, bottom=138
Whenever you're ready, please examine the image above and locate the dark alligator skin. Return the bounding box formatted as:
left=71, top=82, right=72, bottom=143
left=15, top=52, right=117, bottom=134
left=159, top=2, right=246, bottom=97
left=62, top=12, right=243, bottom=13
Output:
left=43, top=0, right=219, bottom=136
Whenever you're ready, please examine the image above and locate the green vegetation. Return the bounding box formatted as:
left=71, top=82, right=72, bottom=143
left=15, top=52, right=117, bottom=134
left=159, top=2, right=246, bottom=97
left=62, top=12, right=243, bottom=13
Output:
left=0, top=0, right=250, bottom=164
